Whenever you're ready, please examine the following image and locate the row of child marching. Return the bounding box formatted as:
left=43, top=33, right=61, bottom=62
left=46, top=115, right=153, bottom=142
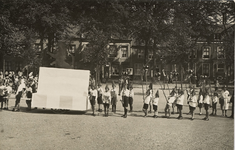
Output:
left=88, top=82, right=134, bottom=117
left=0, top=71, right=38, bottom=111
left=88, top=81, right=234, bottom=120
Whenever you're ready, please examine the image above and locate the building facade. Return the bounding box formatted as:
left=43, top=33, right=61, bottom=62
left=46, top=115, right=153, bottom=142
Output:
left=0, top=25, right=234, bottom=82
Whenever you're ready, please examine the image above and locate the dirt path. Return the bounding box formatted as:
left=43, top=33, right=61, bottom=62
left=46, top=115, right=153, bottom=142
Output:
left=0, top=83, right=233, bottom=150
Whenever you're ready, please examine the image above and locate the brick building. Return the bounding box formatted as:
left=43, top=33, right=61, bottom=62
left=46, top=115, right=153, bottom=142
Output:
left=0, top=25, right=234, bottom=82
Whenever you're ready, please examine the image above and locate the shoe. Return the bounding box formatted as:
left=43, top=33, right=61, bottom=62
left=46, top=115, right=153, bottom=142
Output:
left=154, top=115, right=158, bottom=118
left=171, top=112, right=175, bottom=114
left=225, top=115, right=228, bottom=117
left=92, top=114, right=96, bottom=116
left=205, top=118, right=209, bottom=121
left=199, top=113, right=202, bottom=115
left=179, top=116, right=183, bottom=120
left=202, top=117, right=206, bottom=120
left=176, top=116, right=180, bottom=119
left=123, top=115, right=127, bottom=118
left=121, top=115, right=125, bottom=117
left=144, top=115, right=147, bottom=117
left=191, top=118, right=194, bottom=120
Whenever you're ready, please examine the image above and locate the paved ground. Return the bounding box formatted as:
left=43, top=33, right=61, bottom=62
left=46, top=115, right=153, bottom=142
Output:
left=0, top=83, right=234, bottom=150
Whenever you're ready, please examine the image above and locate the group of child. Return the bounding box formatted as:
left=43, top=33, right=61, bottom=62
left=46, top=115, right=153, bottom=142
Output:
left=88, top=80, right=233, bottom=121
left=88, top=82, right=134, bottom=118
left=0, top=71, right=38, bottom=112
left=1, top=72, right=233, bottom=122
left=142, top=83, right=233, bottom=121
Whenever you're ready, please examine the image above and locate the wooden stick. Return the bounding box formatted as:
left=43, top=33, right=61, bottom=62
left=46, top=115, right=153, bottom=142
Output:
left=157, top=79, right=168, bottom=102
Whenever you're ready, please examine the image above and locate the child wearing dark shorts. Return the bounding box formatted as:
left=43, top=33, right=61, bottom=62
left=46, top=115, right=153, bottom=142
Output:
left=111, top=82, right=117, bottom=113
left=210, top=93, right=218, bottom=116
left=198, top=88, right=203, bottom=115
left=143, top=90, right=151, bottom=117
left=203, top=90, right=210, bottom=121
left=189, top=90, right=197, bottom=120
left=89, top=85, right=97, bottom=116
left=176, top=90, right=185, bottom=119
left=97, top=83, right=103, bottom=112
left=102, top=85, right=111, bottom=117
left=152, top=90, right=159, bottom=118
left=120, top=84, right=129, bottom=118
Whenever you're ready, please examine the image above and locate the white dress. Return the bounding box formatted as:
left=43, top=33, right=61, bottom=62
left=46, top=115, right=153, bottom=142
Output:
left=223, top=90, right=230, bottom=110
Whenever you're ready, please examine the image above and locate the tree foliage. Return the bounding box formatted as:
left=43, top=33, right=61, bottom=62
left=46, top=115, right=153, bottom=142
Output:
left=0, top=0, right=234, bottom=77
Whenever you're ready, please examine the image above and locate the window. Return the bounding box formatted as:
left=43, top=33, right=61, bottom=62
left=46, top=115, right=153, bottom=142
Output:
left=134, top=63, right=143, bottom=75
left=67, top=45, right=76, bottom=54
left=35, top=44, right=42, bottom=51
left=5, top=61, right=11, bottom=71
left=109, top=45, right=117, bottom=57
left=202, top=63, right=210, bottom=76
left=121, top=46, right=128, bottom=57
left=138, top=49, right=144, bottom=58
left=217, top=46, right=224, bottom=59
left=189, top=49, right=197, bottom=59
left=15, top=63, right=22, bottom=71
left=217, top=64, right=224, bottom=72
left=202, top=46, right=210, bottom=59
left=126, top=68, right=133, bottom=75
left=111, top=65, right=119, bottom=76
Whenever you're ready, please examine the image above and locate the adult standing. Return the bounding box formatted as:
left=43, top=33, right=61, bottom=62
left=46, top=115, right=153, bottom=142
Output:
left=220, top=87, right=230, bottom=117
left=229, top=91, right=234, bottom=118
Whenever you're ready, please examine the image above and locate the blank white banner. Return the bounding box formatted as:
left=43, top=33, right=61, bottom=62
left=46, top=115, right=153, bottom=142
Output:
left=32, top=67, right=90, bottom=110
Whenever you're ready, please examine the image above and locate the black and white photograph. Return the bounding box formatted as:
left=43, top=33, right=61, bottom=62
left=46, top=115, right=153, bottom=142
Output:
left=0, top=0, right=234, bottom=149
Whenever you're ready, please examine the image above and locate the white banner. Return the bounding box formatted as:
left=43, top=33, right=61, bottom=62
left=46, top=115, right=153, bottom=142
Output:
left=32, top=67, right=90, bottom=110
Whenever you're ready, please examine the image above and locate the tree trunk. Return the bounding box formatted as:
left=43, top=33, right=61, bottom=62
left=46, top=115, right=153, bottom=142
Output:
left=96, top=65, right=101, bottom=85
left=226, top=66, right=229, bottom=88
left=180, top=64, right=183, bottom=89
left=40, top=33, right=44, bottom=66
left=144, top=39, right=149, bottom=81
left=153, top=38, right=157, bottom=83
